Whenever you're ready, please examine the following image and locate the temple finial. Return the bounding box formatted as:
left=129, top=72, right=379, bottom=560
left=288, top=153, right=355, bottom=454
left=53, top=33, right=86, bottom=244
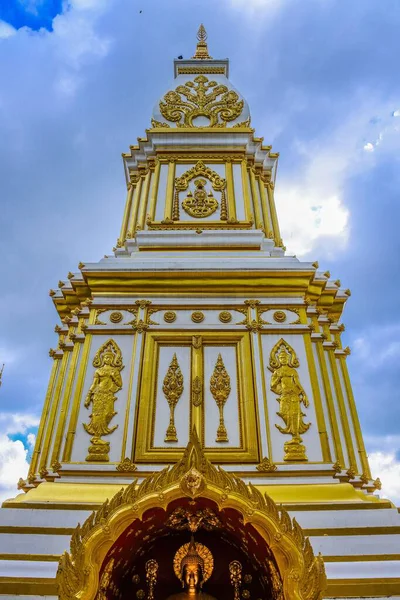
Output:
left=193, top=24, right=212, bottom=60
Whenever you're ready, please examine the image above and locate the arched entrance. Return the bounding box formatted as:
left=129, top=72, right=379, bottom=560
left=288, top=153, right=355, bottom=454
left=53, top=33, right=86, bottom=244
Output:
left=57, top=430, right=326, bottom=600
left=96, top=497, right=282, bottom=599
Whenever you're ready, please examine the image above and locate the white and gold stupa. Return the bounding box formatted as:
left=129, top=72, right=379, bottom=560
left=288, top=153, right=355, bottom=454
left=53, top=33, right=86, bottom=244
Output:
left=1, top=26, right=399, bottom=600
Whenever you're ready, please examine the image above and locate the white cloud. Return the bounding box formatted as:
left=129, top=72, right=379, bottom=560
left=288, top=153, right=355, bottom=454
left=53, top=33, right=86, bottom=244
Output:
left=0, top=434, right=29, bottom=503
left=369, top=451, right=400, bottom=506
left=0, top=412, right=40, bottom=435
left=352, top=323, right=400, bottom=369
left=0, top=20, right=17, bottom=39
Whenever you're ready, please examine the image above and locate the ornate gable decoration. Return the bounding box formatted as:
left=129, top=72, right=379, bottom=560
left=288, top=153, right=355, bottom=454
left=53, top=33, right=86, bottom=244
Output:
left=57, top=429, right=326, bottom=600
left=159, top=75, right=244, bottom=128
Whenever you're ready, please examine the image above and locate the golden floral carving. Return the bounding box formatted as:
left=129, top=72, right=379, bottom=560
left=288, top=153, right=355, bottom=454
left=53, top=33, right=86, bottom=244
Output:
left=159, top=75, right=243, bottom=128
left=229, top=560, right=242, bottom=600
left=182, top=178, right=218, bottom=218
left=256, top=457, right=277, bottom=472
left=166, top=507, right=221, bottom=532
left=191, top=311, right=205, bottom=323
left=210, top=353, right=231, bottom=442
left=269, top=339, right=310, bottom=461
left=116, top=458, right=137, bottom=473
left=219, top=310, right=232, bottom=323
left=192, top=375, right=203, bottom=407
left=145, top=559, right=158, bottom=600
left=163, top=354, right=184, bottom=442
left=180, top=467, right=205, bottom=497
left=151, top=118, right=170, bottom=128
left=57, top=429, right=326, bottom=600
left=83, top=340, right=124, bottom=462
left=164, top=310, right=177, bottom=323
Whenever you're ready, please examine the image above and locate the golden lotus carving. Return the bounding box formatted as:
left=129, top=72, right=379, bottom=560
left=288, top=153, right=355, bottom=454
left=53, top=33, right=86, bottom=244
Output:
left=56, top=429, right=326, bottom=600
left=182, top=178, right=218, bottom=218
left=210, top=353, right=231, bottom=442
left=269, top=339, right=310, bottom=461
left=83, top=339, right=123, bottom=462
left=159, top=75, right=244, bottom=128
left=163, top=353, right=184, bottom=442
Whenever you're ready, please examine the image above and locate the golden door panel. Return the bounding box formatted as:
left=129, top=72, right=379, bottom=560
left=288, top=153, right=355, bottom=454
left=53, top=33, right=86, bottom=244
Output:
left=133, top=331, right=260, bottom=463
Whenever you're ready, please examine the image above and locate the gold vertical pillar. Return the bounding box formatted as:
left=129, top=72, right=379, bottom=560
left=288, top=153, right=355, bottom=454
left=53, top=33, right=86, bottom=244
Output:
left=266, top=182, right=283, bottom=246
left=138, top=168, right=152, bottom=230
left=327, top=348, right=357, bottom=469
left=225, top=160, right=237, bottom=221
left=38, top=351, right=70, bottom=473
left=338, top=356, right=371, bottom=478
left=249, top=168, right=263, bottom=230
left=119, top=183, right=134, bottom=243
left=148, top=159, right=161, bottom=221
left=257, top=176, right=273, bottom=237
left=62, top=308, right=96, bottom=462
left=126, top=176, right=142, bottom=236
left=241, top=160, right=253, bottom=222
left=164, top=160, right=176, bottom=221
left=191, top=336, right=203, bottom=445
left=303, top=333, right=332, bottom=462
left=315, top=339, right=345, bottom=466
left=28, top=358, right=60, bottom=478
left=50, top=339, right=82, bottom=468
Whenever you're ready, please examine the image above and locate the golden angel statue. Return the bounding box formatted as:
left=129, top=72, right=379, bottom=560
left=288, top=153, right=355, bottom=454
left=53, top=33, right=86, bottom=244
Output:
left=269, top=339, right=310, bottom=461
left=83, top=339, right=123, bottom=462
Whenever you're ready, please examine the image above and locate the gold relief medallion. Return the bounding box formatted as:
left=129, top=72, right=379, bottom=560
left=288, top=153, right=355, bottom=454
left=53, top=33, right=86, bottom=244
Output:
left=182, top=178, right=218, bottom=219
left=191, top=311, right=205, bottom=323
left=109, top=311, right=123, bottom=324
left=164, top=310, right=177, bottom=323
left=273, top=310, right=287, bottom=323
left=219, top=310, right=232, bottom=323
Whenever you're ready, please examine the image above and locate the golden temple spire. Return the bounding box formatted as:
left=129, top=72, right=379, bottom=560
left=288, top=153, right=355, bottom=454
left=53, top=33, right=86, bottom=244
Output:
left=192, top=24, right=212, bottom=60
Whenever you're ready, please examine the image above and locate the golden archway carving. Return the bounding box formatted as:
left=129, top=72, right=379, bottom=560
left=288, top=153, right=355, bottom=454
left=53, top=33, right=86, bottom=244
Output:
left=56, top=430, right=326, bottom=600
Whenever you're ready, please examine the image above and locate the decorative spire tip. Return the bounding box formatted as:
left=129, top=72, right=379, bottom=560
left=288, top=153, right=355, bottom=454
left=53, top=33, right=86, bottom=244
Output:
left=193, top=24, right=212, bottom=60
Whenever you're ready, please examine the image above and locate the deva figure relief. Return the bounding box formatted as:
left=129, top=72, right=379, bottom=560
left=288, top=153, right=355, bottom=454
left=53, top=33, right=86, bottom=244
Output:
left=269, top=339, right=310, bottom=461
left=84, top=339, right=124, bottom=462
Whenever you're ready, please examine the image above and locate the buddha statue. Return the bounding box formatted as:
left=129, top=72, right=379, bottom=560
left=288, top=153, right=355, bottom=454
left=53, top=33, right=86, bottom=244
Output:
left=166, top=537, right=217, bottom=599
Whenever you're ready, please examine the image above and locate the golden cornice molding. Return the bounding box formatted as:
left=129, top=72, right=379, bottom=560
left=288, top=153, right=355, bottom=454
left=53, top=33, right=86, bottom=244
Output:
left=57, top=429, right=326, bottom=600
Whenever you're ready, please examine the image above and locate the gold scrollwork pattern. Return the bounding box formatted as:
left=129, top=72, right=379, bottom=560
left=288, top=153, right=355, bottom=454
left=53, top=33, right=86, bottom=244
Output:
left=163, top=354, right=184, bottom=442
left=269, top=339, right=310, bottom=461
left=159, top=75, right=244, bottom=128
left=83, top=339, right=124, bottom=462
left=210, top=354, right=231, bottom=442
left=192, top=375, right=203, bottom=407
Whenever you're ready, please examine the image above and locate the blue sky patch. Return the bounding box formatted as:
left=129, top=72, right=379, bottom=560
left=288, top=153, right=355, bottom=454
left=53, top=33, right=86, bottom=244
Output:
left=0, top=0, right=63, bottom=31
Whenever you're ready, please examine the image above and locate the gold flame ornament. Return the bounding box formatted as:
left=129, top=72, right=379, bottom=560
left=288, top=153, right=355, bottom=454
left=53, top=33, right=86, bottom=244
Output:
left=163, top=353, right=184, bottom=442
left=210, top=353, right=231, bottom=442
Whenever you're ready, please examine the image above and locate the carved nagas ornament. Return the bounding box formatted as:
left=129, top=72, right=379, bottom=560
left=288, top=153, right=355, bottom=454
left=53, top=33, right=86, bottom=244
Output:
left=57, top=429, right=326, bottom=600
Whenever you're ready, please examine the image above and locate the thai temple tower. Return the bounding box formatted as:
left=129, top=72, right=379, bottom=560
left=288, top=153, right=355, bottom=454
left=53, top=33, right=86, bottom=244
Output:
left=1, top=26, right=400, bottom=600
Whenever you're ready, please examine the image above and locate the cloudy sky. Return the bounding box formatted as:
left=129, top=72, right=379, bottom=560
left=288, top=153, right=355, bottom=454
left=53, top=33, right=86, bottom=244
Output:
left=0, top=0, right=399, bottom=504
